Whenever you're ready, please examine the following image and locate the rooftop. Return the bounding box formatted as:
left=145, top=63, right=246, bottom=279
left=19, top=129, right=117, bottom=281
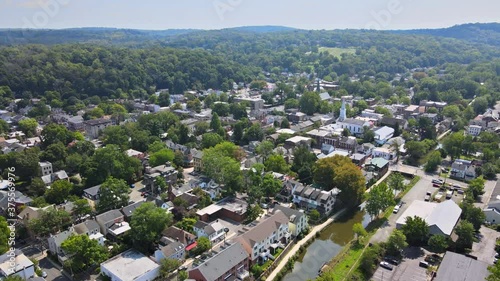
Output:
left=189, top=242, right=248, bottom=281
left=286, top=136, right=312, bottom=144
left=434, top=251, right=489, bottom=281
left=101, top=249, right=160, bottom=281
left=0, top=249, right=34, bottom=276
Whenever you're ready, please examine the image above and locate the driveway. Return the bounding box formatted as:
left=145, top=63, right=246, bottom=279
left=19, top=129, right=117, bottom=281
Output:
left=471, top=226, right=500, bottom=264
left=129, top=180, right=145, bottom=203
left=370, top=177, right=431, bottom=243
left=38, top=257, right=71, bottom=281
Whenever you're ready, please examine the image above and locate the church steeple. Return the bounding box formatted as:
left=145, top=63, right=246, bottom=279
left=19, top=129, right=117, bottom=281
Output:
left=338, top=97, right=347, bottom=121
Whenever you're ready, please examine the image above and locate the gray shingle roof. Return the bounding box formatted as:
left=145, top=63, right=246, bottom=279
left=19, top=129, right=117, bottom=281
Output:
left=73, top=219, right=100, bottom=235
left=121, top=201, right=145, bottom=218
left=189, top=242, right=248, bottom=281
left=83, top=185, right=101, bottom=197
left=96, top=209, right=123, bottom=224
left=273, top=205, right=304, bottom=223
left=435, top=251, right=489, bottom=281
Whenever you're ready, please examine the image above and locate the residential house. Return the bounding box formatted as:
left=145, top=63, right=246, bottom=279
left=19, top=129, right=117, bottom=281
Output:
left=350, top=153, right=368, bottom=166
left=0, top=191, right=32, bottom=214
left=0, top=249, right=35, bottom=279
left=236, top=210, right=290, bottom=264
left=374, top=126, right=395, bottom=145
left=319, top=92, right=331, bottom=102
left=154, top=240, right=185, bottom=262
left=73, top=219, right=104, bottom=246
left=287, top=112, right=307, bottom=124
left=125, top=149, right=145, bottom=160
left=48, top=228, right=75, bottom=263
left=273, top=205, right=308, bottom=237
left=121, top=201, right=146, bottom=221
left=17, top=205, right=53, bottom=225
left=197, top=197, right=248, bottom=223
left=396, top=200, right=462, bottom=236
left=467, top=125, right=482, bottom=136
left=420, top=100, right=447, bottom=112
left=379, top=116, right=408, bottom=130
left=96, top=209, right=130, bottom=237
left=421, top=113, right=439, bottom=124
left=290, top=120, right=315, bottom=133
left=403, top=105, right=420, bottom=119
left=165, top=140, right=193, bottom=167
left=188, top=242, right=249, bottom=281
left=365, top=157, right=390, bottom=179
left=484, top=180, right=500, bottom=224
left=358, top=143, right=375, bottom=156
left=161, top=226, right=197, bottom=249
left=193, top=220, right=226, bottom=243
left=143, top=163, right=178, bottom=195
left=41, top=170, right=69, bottom=186
left=84, top=118, right=113, bottom=139
left=100, top=250, right=160, bottom=281
left=67, top=115, right=85, bottom=131
left=39, top=161, right=53, bottom=176
left=191, top=148, right=204, bottom=172
left=196, top=178, right=221, bottom=200
left=372, top=147, right=396, bottom=161
left=450, top=159, right=477, bottom=180
left=154, top=197, right=174, bottom=212
left=291, top=183, right=339, bottom=215
left=332, top=136, right=358, bottom=153
left=83, top=185, right=101, bottom=209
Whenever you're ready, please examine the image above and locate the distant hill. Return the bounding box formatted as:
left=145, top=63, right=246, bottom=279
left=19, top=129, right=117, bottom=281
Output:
left=226, top=26, right=298, bottom=33
left=391, top=23, right=500, bottom=46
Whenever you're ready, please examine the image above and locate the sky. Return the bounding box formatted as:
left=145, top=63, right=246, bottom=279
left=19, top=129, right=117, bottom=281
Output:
left=0, top=0, right=499, bottom=30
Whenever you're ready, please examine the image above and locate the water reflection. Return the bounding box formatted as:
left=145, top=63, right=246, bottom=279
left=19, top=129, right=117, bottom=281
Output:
left=283, top=206, right=370, bottom=281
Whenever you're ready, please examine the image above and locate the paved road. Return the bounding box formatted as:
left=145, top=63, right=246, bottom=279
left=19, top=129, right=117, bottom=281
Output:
left=38, top=257, right=71, bottom=281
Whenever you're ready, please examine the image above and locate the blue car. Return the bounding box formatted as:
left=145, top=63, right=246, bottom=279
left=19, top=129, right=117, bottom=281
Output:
left=130, top=184, right=135, bottom=189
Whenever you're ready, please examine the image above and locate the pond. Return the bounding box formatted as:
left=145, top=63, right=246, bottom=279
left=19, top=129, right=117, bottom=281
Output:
left=282, top=206, right=371, bottom=281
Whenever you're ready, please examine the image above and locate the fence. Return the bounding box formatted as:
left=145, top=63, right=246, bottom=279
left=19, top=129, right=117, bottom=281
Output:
left=259, top=237, right=298, bottom=280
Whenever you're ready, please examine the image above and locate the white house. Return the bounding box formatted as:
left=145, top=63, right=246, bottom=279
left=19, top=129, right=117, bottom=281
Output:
left=374, top=126, right=395, bottom=145
left=193, top=220, right=226, bottom=243
left=372, top=146, right=396, bottom=161
left=450, top=159, right=477, bottom=180
left=39, top=161, right=53, bottom=176
left=467, top=125, right=482, bottom=136
left=291, top=183, right=339, bottom=215
left=236, top=211, right=291, bottom=263
left=484, top=180, right=500, bottom=224
left=48, top=228, right=75, bottom=262
left=154, top=240, right=185, bottom=263
left=73, top=219, right=105, bottom=246
left=273, top=205, right=308, bottom=237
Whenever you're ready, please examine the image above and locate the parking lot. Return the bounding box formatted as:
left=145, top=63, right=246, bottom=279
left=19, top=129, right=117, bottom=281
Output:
left=129, top=180, right=146, bottom=203
left=472, top=226, right=500, bottom=264
left=38, top=257, right=71, bottom=281
left=372, top=248, right=429, bottom=281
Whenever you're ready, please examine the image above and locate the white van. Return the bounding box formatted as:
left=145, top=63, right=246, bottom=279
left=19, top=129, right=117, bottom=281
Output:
left=446, top=190, right=453, bottom=199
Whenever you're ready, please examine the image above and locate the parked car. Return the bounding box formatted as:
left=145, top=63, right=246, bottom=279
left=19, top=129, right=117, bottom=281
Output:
left=393, top=202, right=403, bottom=214
left=419, top=261, right=430, bottom=268
left=425, top=191, right=432, bottom=201
left=432, top=179, right=444, bottom=185
left=433, top=183, right=441, bottom=188
left=446, top=190, right=453, bottom=199
left=42, top=272, right=47, bottom=278
left=385, top=256, right=400, bottom=265
left=380, top=261, right=394, bottom=270
left=130, top=184, right=135, bottom=189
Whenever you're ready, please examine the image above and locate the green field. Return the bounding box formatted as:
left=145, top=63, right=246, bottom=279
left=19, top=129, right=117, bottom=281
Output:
left=318, top=47, right=356, bottom=59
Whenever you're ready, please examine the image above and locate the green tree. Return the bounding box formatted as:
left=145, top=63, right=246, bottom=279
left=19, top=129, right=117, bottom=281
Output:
left=175, top=217, right=197, bottom=232
left=41, top=142, right=68, bottom=170
left=468, top=176, right=486, bottom=200
left=201, top=133, right=224, bottom=149
left=299, top=91, right=321, bottom=115
left=362, top=128, right=375, bottom=143
left=386, top=230, right=408, bottom=256
left=256, top=141, right=274, bottom=161
left=443, top=132, right=464, bottom=160
left=264, top=154, right=289, bottom=174
left=194, top=122, right=209, bottom=136
left=487, top=262, right=500, bottom=281
left=72, top=198, right=92, bottom=219
left=366, top=183, right=395, bottom=220
left=291, top=145, right=317, bottom=185
left=462, top=202, right=486, bottom=231
left=309, top=209, right=320, bottom=221
left=210, top=112, right=222, bottom=131
left=18, top=118, right=38, bottom=137
left=41, top=123, right=75, bottom=147
left=195, top=236, right=211, bottom=254
left=424, top=151, right=442, bottom=172
left=244, top=123, right=264, bottom=142
left=130, top=202, right=173, bottom=252
left=158, top=91, right=171, bottom=107
left=149, top=148, right=175, bottom=167
left=280, top=118, right=290, bottom=128
left=428, top=235, right=448, bottom=253
left=96, top=177, right=130, bottom=213
left=246, top=204, right=263, bottom=223
left=353, top=223, right=367, bottom=242
left=29, top=177, right=47, bottom=197
left=212, top=103, right=230, bottom=117
left=0, top=119, right=9, bottom=134
left=101, top=125, right=130, bottom=149
left=44, top=180, right=73, bottom=204
left=61, top=234, right=109, bottom=272
left=455, top=221, right=475, bottom=252
left=387, top=172, right=405, bottom=195
left=261, top=174, right=282, bottom=197
left=160, top=258, right=181, bottom=277
left=401, top=216, right=429, bottom=246
left=0, top=217, right=10, bottom=254
left=28, top=208, right=71, bottom=237
left=4, top=275, right=23, bottom=281
left=202, top=142, right=244, bottom=194
left=148, top=141, right=166, bottom=153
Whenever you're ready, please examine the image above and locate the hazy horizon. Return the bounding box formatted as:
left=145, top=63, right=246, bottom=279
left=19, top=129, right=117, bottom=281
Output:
left=0, top=0, right=499, bottom=31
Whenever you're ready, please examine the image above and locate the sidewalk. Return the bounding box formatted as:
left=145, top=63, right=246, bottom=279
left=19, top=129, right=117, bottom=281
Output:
left=265, top=209, right=347, bottom=281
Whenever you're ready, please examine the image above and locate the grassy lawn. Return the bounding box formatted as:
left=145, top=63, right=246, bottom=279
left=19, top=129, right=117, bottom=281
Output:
left=318, top=47, right=356, bottom=59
